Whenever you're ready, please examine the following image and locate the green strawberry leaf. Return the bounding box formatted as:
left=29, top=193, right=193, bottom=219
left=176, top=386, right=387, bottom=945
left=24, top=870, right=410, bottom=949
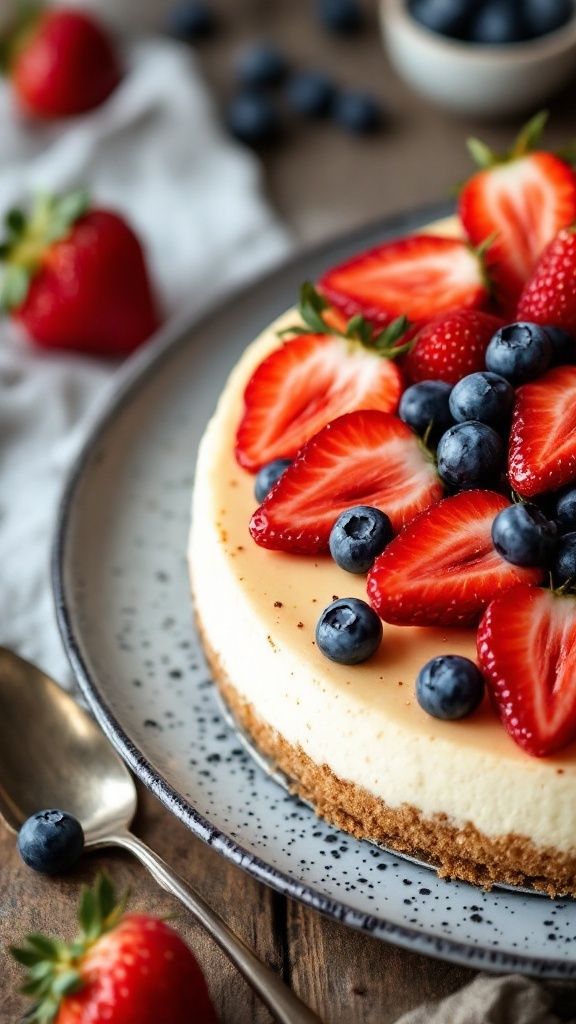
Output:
left=512, top=110, right=549, bottom=158
left=0, top=265, right=30, bottom=311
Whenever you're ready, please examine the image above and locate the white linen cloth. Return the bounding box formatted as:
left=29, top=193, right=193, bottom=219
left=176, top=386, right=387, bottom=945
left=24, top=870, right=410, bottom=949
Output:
left=0, top=36, right=291, bottom=689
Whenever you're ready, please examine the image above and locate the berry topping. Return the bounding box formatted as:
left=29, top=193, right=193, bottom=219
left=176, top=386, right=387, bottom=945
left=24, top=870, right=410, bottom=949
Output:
left=329, top=505, right=393, bottom=573
left=484, top=321, right=552, bottom=385
left=477, top=584, right=576, bottom=756
left=236, top=285, right=408, bottom=471
left=17, top=809, right=84, bottom=874
left=554, top=487, right=576, bottom=534
left=315, top=0, right=364, bottom=33
left=367, top=490, right=544, bottom=627
left=436, top=420, right=505, bottom=490
left=319, top=235, right=490, bottom=330
left=405, top=309, right=503, bottom=386
left=235, top=42, right=288, bottom=87
left=398, top=379, right=454, bottom=443
left=254, top=457, right=293, bottom=503
left=459, top=114, right=576, bottom=313
left=167, top=1, right=217, bottom=40
left=545, top=326, right=576, bottom=367
left=491, top=502, right=558, bottom=568
left=508, top=365, right=576, bottom=497
left=316, top=597, right=382, bottom=664
left=516, top=227, right=576, bottom=341
left=415, top=655, right=485, bottom=720
left=249, top=409, right=443, bottom=554
left=225, top=92, right=281, bottom=146
left=332, top=91, right=383, bottom=133
left=552, top=531, right=576, bottom=587
left=448, top=370, right=514, bottom=428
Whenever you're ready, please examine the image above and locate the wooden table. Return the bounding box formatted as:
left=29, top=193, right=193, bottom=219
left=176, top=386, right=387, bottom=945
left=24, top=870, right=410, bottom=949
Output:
left=3, top=2, right=576, bottom=1020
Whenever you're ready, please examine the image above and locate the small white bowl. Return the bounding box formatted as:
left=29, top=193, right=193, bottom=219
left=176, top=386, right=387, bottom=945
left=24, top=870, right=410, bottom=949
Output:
left=380, top=0, right=576, bottom=118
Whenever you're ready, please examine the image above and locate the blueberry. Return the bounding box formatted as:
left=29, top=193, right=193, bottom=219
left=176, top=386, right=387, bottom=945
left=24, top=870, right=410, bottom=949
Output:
left=554, top=488, right=576, bottom=534
left=254, top=458, right=292, bottom=503
left=167, top=0, right=217, bottom=40
left=545, top=326, right=576, bottom=366
left=415, top=655, right=485, bottom=720
left=316, top=597, right=382, bottom=664
left=470, top=0, right=531, bottom=43
left=235, top=43, right=288, bottom=88
left=285, top=70, right=337, bottom=118
left=332, top=91, right=382, bottom=133
left=408, top=0, right=476, bottom=39
left=17, top=809, right=84, bottom=874
left=436, top=420, right=504, bottom=490
left=398, top=380, right=454, bottom=444
left=524, top=0, right=573, bottom=38
left=491, top=502, right=558, bottom=568
left=225, top=93, right=281, bottom=146
left=315, top=0, right=364, bottom=34
left=329, top=505, right=393, bottom=573
left=484, top=322, right=552, bottom=385
left=552, top=531, right=576, bottom=586
left=448, top=371, right=515, bottom=429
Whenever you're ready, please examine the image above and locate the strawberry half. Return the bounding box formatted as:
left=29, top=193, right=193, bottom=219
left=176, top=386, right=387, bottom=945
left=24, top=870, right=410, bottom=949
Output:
left=516, top=226, right=576, bottom=339
left=405, top=309, right=503, bottom=385
left=317, top=234, right=490, bottom=328
left=459, top=113, right=576, bottom=314
left=508, top=365, right=576, bottom=498
left=249, top=409, right=443, bottom=554
left=367, top=490, right=545, bottom=627
left=236, top=284, right=409, bottom=472
left=478, top=584, right=576, bottom=757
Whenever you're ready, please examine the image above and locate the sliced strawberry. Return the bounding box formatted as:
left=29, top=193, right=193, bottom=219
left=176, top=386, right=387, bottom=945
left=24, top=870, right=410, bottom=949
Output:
left=459, top=115, right=576, bottom=314
left=516, top=226, right=576, bottom=338
left=508, top=365, right=576, bottom=498
left=317, top=234, right=490, bottom=329
left=367, top=491, right=544, bottom=627
left=477, top=584, right=576, bottom=757
left=236, top=285, right=409, bottom=472
left=405, top=309, right=503, bottom=385
left=249, top=409, right=443, bottom=554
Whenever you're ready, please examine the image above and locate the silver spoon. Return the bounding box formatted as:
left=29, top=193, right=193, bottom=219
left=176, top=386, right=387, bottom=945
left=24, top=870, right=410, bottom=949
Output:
left=0, top=647, right=323, bottom=1024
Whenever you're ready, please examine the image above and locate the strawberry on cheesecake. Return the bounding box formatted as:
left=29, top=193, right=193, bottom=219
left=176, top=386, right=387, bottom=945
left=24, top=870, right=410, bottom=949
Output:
left=189, top=115, right=576, bottom=896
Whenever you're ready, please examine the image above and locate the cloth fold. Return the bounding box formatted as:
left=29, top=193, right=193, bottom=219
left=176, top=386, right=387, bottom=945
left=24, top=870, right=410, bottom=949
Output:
left=0, top=35, right=291, bottom=688
left=395, top=973, right=573, bottom=1024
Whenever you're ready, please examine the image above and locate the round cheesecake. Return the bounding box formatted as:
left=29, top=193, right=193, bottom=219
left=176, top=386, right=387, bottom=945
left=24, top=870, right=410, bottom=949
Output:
left=188, top=239, right=576, bottom=898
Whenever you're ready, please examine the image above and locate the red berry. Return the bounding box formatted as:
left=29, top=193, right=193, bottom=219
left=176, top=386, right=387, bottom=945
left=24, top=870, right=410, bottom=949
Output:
left=405, top=309, right=503, bottom=385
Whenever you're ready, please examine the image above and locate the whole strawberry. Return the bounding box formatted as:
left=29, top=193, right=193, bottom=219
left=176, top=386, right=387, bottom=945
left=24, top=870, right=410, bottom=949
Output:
left=404, top=309, right=503, bottom=385
left=0, top=192, right=162, bottom=357
left=11, top=873, right=219, bottom=1024
left=1, top=4, right=122, bottom=118
left=516, top=226, right=576, bottom=339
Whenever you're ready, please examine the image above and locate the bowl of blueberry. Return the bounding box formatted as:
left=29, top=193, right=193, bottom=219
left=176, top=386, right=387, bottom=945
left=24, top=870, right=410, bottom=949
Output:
left=380, top=0, right=576, bottom=117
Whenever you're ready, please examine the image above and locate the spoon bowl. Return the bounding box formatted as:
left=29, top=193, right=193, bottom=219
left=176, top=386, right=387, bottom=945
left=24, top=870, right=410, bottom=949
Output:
left=0, top=646, right=322, bottom=1024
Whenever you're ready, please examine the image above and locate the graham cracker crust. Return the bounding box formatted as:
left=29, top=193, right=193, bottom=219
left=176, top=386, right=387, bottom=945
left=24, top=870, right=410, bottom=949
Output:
left=196, top=616, right=576, bottom=899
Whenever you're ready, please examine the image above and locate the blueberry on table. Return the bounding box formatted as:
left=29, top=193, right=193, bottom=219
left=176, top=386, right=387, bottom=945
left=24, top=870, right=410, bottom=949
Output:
left=398, top=380, right=454, bottom=443
left=408, top=0, right=475, bottom=39
left=484, top=322, right=552, bottom=385
left=545, top=326, right=576, bottom=367
left=552, top=531, right=576, bottom=586
left=225, top=93, right=281, bottom=146
left=332, top=91, right=382, bottom=133
left=285, top=70, right=336, bottom=118
left=554, top=488, right=576, bottom=534
left=524, top=0, right=573, bottom=38
left=18, top=809, right=84, bottom=874
left=235, top=43, right=288, bottom=88
left=436, top=420, right=504, bottom=490
left=329, top=505, right=393, bottom=573
left=316, top=597, right=382, bottom=664
left=254, top=458, right=292, bottom=503
left=315, top=0, right=364, bottom=34
left=491, top=502, right=558, bottom=568
left=448, top=371, right=514, bottom=429
left=416, top=655, right=485, bottom=720
left=470, top=0, right=531, bottom=43
left=167, top=1, right=217, bottom=40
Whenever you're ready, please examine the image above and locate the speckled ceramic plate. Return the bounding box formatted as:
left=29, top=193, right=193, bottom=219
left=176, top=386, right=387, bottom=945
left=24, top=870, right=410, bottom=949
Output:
left=54, top=204, right=576, bottom=980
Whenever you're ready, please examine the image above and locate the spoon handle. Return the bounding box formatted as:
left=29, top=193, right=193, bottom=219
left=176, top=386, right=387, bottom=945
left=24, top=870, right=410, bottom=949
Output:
left=100, top=829, right=324, bottom=1024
